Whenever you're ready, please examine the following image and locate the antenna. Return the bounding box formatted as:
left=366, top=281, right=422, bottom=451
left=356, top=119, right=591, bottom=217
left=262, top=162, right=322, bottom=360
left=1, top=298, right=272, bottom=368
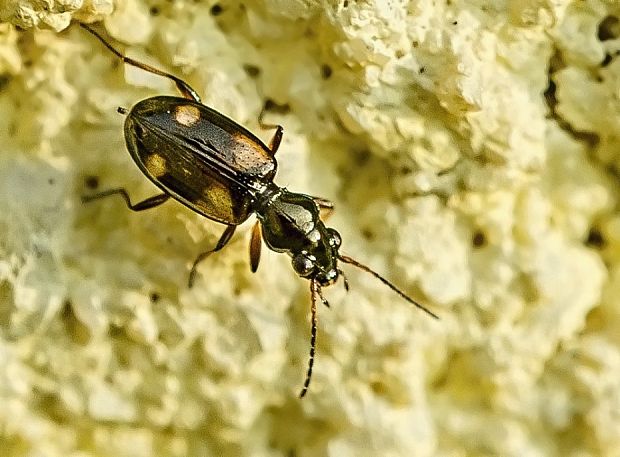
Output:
left=338, top=254, right=439, bottom=319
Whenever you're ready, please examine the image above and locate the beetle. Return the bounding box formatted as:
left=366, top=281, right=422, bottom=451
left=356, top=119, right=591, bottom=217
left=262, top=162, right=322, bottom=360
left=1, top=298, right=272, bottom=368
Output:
left=79, top=23, right=438, bottom=398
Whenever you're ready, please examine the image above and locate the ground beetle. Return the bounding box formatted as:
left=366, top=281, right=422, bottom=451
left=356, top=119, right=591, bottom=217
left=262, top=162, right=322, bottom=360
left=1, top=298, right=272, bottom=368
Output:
left=79, top=23, right=439, bottom=398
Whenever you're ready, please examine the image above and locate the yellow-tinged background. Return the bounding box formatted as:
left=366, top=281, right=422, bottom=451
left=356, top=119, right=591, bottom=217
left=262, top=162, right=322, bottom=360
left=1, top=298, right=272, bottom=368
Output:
left=0, top=1, right=617, bottom=456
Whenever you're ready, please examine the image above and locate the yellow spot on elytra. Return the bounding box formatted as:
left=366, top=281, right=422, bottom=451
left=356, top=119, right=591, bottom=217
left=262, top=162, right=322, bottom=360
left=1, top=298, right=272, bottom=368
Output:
left=232, top=131, right=259, bottom=148
left=230, top=132, right=269, bottom=170
left=146, top=153, right=167, bottom=177
left=175, top=104, right=201, bottom=126
left=203, top=182, right=232, bottom=209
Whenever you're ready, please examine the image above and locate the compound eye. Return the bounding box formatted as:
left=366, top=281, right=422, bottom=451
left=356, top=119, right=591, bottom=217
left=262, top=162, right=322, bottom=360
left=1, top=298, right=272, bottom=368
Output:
left=327, top=229, right=342, bottom=248
left=292, top=253, right=315, bottom=277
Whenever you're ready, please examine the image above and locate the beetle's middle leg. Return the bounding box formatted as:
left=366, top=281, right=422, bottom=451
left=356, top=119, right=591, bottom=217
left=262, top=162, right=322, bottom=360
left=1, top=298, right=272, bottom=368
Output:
left=258, top=105, right=284, bottom=155
left=312, top=197, right=334, bottom=220
left=81, top=188, right=170, bottom=211
left=188, top=224, right=237, bottom=288
left=267, top=126, right=283, bottom=154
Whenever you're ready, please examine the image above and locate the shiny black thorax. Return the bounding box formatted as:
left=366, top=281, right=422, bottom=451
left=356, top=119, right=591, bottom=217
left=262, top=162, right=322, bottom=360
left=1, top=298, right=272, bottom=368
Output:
left=254, top=185, right=341, bottom=286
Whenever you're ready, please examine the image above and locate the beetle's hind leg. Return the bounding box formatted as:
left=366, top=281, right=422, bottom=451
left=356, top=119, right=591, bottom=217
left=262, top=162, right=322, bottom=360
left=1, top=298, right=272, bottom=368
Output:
left=81, top=188, right=170, bottom=211
left=188, top=224, right=237, bottom=288
left=80, top=23, right=202, bottom=103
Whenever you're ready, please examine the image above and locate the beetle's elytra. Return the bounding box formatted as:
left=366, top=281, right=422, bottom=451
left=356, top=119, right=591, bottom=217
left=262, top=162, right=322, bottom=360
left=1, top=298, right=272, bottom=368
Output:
left=80, top=23, right=438, bottom=398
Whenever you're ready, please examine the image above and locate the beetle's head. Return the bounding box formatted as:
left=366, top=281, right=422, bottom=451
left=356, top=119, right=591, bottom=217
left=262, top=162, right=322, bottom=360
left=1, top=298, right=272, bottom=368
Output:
left=291, top=227, right=342, bottom=286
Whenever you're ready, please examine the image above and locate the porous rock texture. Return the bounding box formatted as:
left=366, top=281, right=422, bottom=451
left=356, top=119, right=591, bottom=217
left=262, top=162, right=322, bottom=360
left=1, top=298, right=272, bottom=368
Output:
left=0, top=1, right=617, bottom=456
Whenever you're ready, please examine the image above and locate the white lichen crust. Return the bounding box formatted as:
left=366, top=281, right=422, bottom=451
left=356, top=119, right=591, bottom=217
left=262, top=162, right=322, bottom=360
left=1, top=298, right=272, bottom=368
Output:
left=0, top=0, right=617, bottom=456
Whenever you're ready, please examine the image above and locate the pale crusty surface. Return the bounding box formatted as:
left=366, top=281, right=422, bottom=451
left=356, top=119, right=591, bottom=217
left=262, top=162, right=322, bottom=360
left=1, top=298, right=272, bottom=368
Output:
left=0, top=1, right=617, bottom=456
